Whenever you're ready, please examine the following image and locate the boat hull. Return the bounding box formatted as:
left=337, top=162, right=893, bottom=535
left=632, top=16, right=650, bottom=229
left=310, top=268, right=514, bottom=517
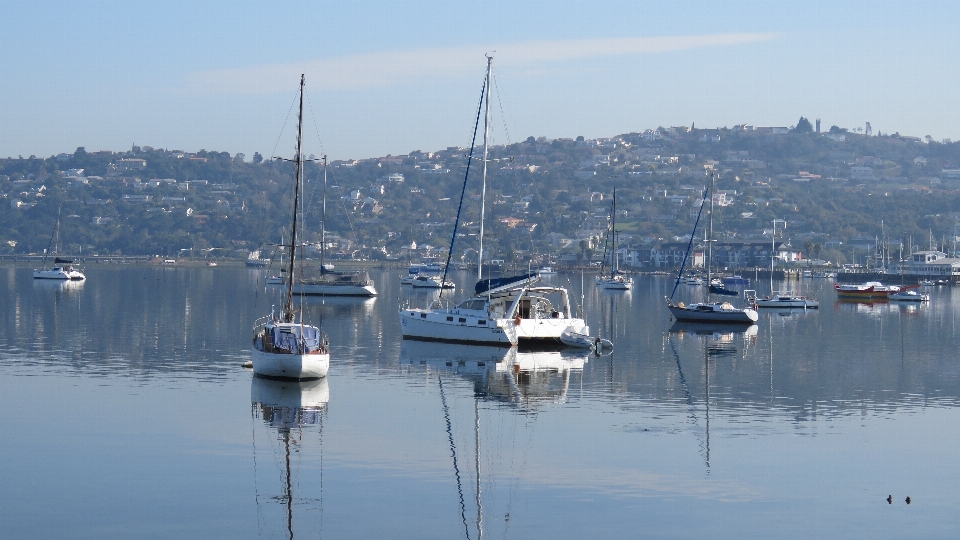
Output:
left=755, top=297, right=819, bottom=308
left=251, top=347, right=329, bottom=379
left=399, top=309, right=517, bottom=346
left=596, top=278, right=633, bottom=290
left=292, top=283, right=377, bottom=296
left=667, top=303, right=759, bottom=323
left=33, top=268, right=85, bottom=280
left=516, top=318, right=590, bottom=345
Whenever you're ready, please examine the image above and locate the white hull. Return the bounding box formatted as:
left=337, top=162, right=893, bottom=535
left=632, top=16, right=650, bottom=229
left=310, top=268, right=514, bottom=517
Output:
left=755, top=296, right=819, bottom=308
left=251, top=347, right=329, bottom=379
left=516, top=317, right=589, bottom=344
left=597, top=279, right=632, bottom=290
left=409, top=277, right=454, bottom=289
left=33, top=267, right=85, bottom=280
left=666, top=302, right=759, bottom=323
left=399, top=309, right=517, bottom=346
left=292, top=282, right=377, bottom=296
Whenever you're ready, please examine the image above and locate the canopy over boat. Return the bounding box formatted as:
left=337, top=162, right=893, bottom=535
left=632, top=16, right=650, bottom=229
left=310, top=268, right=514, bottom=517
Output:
left=475, top=272, right=539, bottom=295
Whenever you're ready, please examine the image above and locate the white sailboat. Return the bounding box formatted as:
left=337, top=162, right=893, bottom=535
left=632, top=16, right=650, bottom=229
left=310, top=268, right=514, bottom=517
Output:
left=755, top=219, right=818, bottom=309
left=595, top=188, right=633, bottom=290
left=251, top=75, right=330, bottom=380
left=398, top=56, right=590, bottom=347
left=33, top=206, right=85, bottom=281
left=666, top=174, right=758, bottom=323
left=291, top=156, right=378, bottom=297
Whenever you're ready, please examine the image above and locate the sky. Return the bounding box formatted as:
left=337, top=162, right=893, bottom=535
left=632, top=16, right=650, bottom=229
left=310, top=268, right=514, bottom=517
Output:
left=2, top=0, right=959, bottom=161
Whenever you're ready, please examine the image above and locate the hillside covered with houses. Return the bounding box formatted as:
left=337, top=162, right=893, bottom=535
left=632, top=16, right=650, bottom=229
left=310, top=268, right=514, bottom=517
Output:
left=3, top=121, right=960, bottom=269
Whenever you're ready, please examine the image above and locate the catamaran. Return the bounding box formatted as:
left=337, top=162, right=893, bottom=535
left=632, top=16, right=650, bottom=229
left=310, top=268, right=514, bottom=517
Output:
left=399, top=56, right=590, bottom=347
left=33, top=206, right=85, bottom=281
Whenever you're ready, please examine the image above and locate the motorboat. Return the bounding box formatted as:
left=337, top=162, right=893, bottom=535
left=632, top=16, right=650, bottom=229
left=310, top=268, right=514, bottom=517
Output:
left=409, top=274, right=455, bottom=289
left=888, top=289, right=929, bottom=302
left=251, top=75, right=329, bottom=380
left=559, top=328, right=613, bottom=353
left=722, top=275, right=750, bottom=286
left=537, top=266, right=557, bottom=276
left=834, top=281, right=916, bottom=299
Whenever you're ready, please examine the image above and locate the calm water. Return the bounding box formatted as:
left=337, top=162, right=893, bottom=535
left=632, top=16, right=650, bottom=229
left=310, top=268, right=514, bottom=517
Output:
left=2, top=266, right=960, bottom=539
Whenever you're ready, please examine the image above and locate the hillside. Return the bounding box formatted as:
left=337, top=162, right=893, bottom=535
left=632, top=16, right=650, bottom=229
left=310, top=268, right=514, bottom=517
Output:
left=3, top=124, right=960, bottom=267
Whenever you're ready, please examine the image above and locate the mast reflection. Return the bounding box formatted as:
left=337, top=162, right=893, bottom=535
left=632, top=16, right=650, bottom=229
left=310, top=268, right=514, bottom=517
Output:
left=250, top=376, right=329, bottom=539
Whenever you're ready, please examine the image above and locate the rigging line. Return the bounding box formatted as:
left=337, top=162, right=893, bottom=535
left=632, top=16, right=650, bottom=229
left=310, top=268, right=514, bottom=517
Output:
left=438, top=374, right=472, bottom=540
left=304, top=89, right=328, bottom=159
left=670, top=185, right=709, bottom=300
left=270, top=89, right=301, bottom=170
left=439, top=73, right=487, bottom=298
left=492, top=72, right=513, bottom=146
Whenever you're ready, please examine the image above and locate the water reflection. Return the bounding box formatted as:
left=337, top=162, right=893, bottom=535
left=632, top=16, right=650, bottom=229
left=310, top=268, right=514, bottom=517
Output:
left=250, top=376, right=329, bottom=539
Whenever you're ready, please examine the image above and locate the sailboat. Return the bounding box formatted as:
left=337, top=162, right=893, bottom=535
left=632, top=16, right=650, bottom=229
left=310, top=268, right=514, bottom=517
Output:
left=595, top=188, right=633, bottom=290
left=398, top=55, right=590, bottom=347
left=291, top=156, right=378, bottom=297
left=755, top=219, right=818, bottom=309
left=666, top=174, right=758, bottom=323
left=33, top=205, right=85, bottom=280
left=250, top=75, right=330, bottom=380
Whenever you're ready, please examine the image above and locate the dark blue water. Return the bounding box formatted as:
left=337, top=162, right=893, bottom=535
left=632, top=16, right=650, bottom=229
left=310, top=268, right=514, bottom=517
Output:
left=2, top=266, right=959, bottom=539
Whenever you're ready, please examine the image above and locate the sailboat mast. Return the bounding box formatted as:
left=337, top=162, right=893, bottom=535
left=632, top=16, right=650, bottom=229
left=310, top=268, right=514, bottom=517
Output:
left=285, top=74, right=305, bottom=321
left=477, top=55, right=493, bottom=284
left=612, top=188, right=617, bottom=273
left=770, top=220, right=775, bottom=293
left=707, top=174, right=715, bottom=290
left=321, top=155, right=327, bottom=271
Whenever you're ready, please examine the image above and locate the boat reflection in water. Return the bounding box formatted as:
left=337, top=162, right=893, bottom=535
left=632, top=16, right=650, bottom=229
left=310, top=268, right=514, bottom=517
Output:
left=250, top=376, right=329, bottom=539
left=397, top=339, right=591, bottom=539
left=398, top=341, right=590, bottom=406
left=33, top=277, right=85, bottom=295
left=668, top=321, right=758, bottom=357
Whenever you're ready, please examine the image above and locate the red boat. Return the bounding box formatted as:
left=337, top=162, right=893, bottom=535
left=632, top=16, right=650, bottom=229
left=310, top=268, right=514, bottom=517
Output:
left=834, top=281, right=918, bottom=299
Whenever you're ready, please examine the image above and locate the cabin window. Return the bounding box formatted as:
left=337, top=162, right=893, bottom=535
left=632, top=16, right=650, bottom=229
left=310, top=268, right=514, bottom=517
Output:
left=478, top=320, right=486, bottom=325
left=456, top=299, right=486, bottom=311
left=447, top=316, right=453, bottom=321
left=459, top=317, right=467, bottom=323
left=421, top=313, right=427, bottom=318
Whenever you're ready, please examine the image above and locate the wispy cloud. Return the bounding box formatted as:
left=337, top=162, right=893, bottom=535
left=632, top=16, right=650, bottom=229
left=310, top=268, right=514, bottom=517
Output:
left=184, top=33, right=778, bottom=94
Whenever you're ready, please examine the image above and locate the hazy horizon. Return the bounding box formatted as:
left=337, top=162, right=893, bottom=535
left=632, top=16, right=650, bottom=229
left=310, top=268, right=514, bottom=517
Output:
left=2, top=0, right=959, bottom=161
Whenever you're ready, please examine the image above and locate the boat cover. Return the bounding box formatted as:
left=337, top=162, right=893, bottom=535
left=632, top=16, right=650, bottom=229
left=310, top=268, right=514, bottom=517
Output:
left=272, top=325, right=321, bottom=353
left=474, top=273, right=539, bottom=295
left=709, top=284, right=739, bottom=296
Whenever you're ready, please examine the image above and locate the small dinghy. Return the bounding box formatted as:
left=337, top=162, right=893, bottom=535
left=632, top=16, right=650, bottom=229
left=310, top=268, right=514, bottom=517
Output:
left=560, top=328, right=613, bottom=354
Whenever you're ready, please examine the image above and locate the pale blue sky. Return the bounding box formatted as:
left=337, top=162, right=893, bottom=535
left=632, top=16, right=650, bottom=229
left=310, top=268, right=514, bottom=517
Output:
left=1, top=0, right=958, bottom=160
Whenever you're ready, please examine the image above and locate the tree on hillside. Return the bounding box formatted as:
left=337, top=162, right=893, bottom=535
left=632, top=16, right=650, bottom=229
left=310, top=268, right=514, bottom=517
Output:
left=792, top=117, right=813, bottom=134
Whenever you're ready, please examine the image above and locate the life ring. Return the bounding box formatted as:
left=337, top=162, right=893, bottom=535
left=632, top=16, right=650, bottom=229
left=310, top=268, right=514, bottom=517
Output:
left=514, top=315, right=522, bottom=326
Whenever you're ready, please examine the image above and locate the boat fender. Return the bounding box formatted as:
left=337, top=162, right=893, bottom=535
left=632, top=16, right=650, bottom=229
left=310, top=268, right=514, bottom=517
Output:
left=514, top=315, right=522, bottom=326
